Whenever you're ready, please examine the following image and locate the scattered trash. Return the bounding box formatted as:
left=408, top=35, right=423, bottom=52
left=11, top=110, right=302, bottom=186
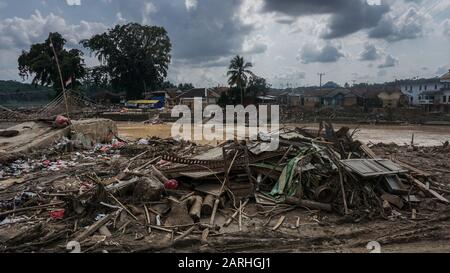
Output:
left=49, top=209, right=65, bottom=220
left=0, top=120, right=449, bottom=253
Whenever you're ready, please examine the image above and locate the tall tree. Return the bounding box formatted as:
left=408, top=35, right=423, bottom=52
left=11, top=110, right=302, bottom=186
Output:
left=247, top=75, right=270, bottom=98
left=227, top=55, right=253, bottom=104
left=81, top=23, right=172, bottom=99
left=178, top=83, right=195, bottom=91
left=18, top=32, right=86, bottom=94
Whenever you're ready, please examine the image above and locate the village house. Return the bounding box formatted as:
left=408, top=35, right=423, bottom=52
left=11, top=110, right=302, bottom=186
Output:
left=377, top=88, right=408, bottom=108
left=178, top=88, right=221, bottom=109
left=302, top=89, right=332, bottom=109
left=432, top=70, right=450, bottom=112
left=322, top=88, right=356, bottom=108
left=269, top=89, right=303, bottom=107
left=400, top=78, right=442, bottom=106
left=399, top=69, right=450, bottom=112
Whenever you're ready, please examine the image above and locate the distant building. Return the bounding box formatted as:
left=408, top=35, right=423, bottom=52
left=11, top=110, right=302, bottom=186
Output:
left=178, top=88, right=220, bottom=109
left=302, top=89, right=332, bottom=109
left=323, top=88, right=352, bottom=108
left=377, top=89, right=408, bottom=108
left=125, top=100, right=161, bottom=109
left=433, top=70, right=450, bottom=112
left=399, top=78, right=442, bottom=106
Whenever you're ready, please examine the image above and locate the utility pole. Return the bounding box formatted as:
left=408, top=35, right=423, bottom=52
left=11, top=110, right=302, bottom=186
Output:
left=49, top=36, right=70, bottom=119
left=318, top=73, right=325, bottom=89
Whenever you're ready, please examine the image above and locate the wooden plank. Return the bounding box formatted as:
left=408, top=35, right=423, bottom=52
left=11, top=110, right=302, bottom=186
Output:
left=393, top=159, right=431, bottom=177
left=406, top=175, right=449, bottom=204
left=75, top=213, right=114, bottom=242
left=360, top=143, right=377, bottom=159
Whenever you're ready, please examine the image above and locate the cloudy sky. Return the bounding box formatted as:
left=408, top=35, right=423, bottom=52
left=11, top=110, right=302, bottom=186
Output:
left=0, top=0, right=449, bottom=88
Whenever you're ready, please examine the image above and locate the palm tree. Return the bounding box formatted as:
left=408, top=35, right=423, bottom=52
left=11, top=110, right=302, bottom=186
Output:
left=227, top=55, right=253, bottom=104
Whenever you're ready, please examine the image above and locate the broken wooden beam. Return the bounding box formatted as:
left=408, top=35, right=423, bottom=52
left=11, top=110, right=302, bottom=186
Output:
left=406, top=175, right=449, bottom=204
left=75, top=213, right=114, bottom=242
left=285, top=197, right=333, bottom=212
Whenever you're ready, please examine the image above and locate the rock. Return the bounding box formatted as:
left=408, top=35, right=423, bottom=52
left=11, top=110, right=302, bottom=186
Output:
left=0, top=130, right=19, bottom=138
left=133, top=177, right=164, bottom=201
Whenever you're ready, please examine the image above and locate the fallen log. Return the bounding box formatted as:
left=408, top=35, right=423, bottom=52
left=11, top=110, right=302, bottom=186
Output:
left=285, top=197, right=333, bottom=212
left=201, top=194, right=215, bottom=216
left=189, top=196, right=203, bottom=222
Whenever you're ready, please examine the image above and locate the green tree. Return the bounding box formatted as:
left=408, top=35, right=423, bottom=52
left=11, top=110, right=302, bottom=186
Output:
left=156, top=81, right=176, bottom=90
left=247, top=75, right=270, bottom=98
left=18, top=32, right=86, bottom=94
left=178, top=83, right=195, bottom=91
left=81, top=23, right=172, bottom=99
left=227, top=55, right=253, bottom=104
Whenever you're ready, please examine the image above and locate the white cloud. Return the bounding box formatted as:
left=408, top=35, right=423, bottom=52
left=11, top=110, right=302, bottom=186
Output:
left=359, top=43, right=383, bottom=61
left=66, top=0, right=81, bottom=6
left=0, top=10, right=107, bottom=49
left=185, top=0, right=198, bottom=11
left=378, top=54, right=398, bottom=68
left=142, top=2, right=158, bottom=25
left=369, top=7, right=432, bottom=41
left=298, top=43, right=345, bottom=64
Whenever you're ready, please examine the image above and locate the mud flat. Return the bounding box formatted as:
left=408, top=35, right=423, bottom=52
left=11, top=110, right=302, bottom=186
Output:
left=117, top=122, right=450, bottom=147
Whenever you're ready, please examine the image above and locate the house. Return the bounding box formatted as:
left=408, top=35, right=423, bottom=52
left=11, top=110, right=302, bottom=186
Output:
left=377, top=89, right=407, bottom=108
left=178, top=88, right=220, bottom=109
left=399, top=78, right=442, bottom=106
left=125, top=100, right=161, bottom=109
left=343, top=91, right=361, bottom=107
left=302, top=89, right=333, bottom=109
left=288, top=93, right=302, bottom=107
left=323, top=88, right=352, bottom=108
left=256, top=95, right=277, bottom=104
left=407, top=69, right=450, bottom=112
left=433, top=70, right=450, bottom=112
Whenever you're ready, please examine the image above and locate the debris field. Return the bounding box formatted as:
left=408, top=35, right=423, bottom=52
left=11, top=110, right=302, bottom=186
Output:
left=1, top=119, right=450, bottom=253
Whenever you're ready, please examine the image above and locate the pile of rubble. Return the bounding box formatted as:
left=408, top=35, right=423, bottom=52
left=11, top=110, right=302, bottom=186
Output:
left=0, top=120, right=449, bottom=253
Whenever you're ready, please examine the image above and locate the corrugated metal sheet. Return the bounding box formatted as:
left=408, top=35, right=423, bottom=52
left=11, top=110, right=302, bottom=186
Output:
left=340, top=159, right=407, bottom=177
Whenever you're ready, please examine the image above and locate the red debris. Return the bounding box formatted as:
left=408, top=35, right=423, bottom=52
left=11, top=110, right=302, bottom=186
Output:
left=164, top=179, right=179, bottom=190
left=49, top=209, right=65, bottom=220
left=54, top=115, right=71, bottom=128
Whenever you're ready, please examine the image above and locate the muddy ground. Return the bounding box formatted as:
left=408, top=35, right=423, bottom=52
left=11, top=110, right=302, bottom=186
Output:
left=0, top=123, right=449, bottom=253
left=2, top=144, right=448, bottom=253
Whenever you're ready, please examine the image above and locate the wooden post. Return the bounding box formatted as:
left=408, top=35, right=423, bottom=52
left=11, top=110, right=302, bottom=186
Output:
left=49, top=36, right=70, bottom=119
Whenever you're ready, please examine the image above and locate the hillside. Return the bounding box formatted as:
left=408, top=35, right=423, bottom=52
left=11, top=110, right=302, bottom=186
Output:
left=0, top=80, right=55, bottom=107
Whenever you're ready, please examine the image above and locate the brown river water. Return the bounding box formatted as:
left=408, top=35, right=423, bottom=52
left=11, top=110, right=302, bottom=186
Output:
left=117, top=122, right=450, bottom=147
